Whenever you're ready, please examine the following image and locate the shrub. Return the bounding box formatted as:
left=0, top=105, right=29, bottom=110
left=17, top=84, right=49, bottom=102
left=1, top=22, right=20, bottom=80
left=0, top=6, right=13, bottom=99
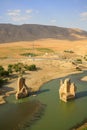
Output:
left=8, top=64, right=13, bottom=73
left=12, top=63, right=25, bottom=75
left=64, top=50, right=74, bottom=53
left=25, top=64, right=37, bottom=71
left=0, top=78, right=8, bottom=87
left=8, top=63, right=25, bottom=75
left=0, top=78, right=5, bottom=87
left=0, top=78, right=4, bottom=87
left=21, top=53, right=37, bottom=57
left=7, top=63, right=37, bottom=76
left=0, top=66, right=4, bottom=71
left=76, top=66, right=82, bottom=71
left=37, top=48, right=54, bottom=53
left=1, top=71, right=9, bottom=77
left=84, top=55, right=87, bottom=61
left=0, top=66, right=9, bottom=77
left=75, top=59, right=82, bottom=64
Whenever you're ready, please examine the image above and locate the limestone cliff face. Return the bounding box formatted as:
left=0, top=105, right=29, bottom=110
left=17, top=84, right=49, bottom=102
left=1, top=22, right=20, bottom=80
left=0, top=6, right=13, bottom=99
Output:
left=59, top=78, right=76, bottom=102
left=16, top=77, right=31, bottom=99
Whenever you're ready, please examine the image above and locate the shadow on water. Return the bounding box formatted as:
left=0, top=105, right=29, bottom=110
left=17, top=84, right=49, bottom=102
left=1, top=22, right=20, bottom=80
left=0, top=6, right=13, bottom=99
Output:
left=0, top=86, right=14, bottom=95
left=76, top=91, right=87, bottom=99
left=30, top=88, right=50, bottom=96
left=36, top=89, right=50, bottom=95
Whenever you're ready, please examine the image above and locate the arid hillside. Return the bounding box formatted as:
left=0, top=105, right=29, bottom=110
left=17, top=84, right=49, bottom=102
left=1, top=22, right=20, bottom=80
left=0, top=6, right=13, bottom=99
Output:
left=0, top=24, right=87, bottom=43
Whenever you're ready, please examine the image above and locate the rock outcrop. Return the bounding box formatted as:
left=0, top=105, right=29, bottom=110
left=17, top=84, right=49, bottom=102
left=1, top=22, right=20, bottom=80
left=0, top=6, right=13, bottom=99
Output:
left=59, top=78, right=76, bottom=102
left=16, top=77, right=31, bottom=99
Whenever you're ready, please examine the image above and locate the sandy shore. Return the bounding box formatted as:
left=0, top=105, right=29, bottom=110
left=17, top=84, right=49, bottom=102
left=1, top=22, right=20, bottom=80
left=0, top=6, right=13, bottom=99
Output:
left=81, top=76, right=87, bottom=81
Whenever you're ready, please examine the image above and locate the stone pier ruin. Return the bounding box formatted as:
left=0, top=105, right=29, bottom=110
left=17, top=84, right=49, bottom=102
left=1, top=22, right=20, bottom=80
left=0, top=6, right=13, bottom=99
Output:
left=59, top=78, right=76, bottom=102
left=16, top=77, right=31, bottom=99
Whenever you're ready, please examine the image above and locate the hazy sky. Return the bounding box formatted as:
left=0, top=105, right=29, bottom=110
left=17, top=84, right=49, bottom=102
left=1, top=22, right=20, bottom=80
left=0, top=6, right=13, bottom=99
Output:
left=0, top=0, right=87, bottom=30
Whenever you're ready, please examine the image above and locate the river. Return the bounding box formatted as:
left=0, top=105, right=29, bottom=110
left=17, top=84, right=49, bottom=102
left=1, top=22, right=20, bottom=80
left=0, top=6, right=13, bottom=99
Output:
left=0, top=71, right=87, bottom=130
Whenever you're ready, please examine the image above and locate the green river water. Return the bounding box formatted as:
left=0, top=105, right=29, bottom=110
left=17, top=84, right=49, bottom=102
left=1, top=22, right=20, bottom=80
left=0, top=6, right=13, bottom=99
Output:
left=0, top=71, right=87, bottom=130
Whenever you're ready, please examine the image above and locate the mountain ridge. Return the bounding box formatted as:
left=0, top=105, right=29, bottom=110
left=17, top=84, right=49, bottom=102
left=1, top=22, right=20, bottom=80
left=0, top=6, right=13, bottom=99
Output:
left=0, top=24, right=87, bottom=43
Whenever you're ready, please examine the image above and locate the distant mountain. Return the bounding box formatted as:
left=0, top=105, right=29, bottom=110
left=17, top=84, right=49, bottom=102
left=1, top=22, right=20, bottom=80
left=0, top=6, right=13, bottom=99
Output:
left=0, top=24, right=87, bottom=43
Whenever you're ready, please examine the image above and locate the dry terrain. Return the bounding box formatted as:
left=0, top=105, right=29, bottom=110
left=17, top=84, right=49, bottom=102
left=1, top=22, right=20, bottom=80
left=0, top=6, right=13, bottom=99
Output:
left=0, top=38, right=87, bottom=59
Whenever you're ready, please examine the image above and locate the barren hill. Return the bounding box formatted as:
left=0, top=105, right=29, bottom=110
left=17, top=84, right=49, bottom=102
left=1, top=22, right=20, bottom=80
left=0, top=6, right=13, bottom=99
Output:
left=0, top=24, right=87, bottom=43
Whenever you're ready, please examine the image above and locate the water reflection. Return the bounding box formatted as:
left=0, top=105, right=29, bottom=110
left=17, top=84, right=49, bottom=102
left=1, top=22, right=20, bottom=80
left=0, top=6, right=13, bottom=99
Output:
left=0, top=98, right=46, bottom=130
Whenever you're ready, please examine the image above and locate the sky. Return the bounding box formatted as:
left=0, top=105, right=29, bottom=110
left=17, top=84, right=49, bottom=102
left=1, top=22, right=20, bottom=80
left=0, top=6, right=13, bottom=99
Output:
left=0, top=0, right=87, bottom=31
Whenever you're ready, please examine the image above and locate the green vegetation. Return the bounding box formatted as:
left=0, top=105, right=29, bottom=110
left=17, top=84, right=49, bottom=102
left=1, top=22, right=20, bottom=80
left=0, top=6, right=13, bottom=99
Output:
left=76, top=66, right=82, bottom=71
left=8, top=63, right=37, bottom=75
left=20, top=48, right=54, bottom=57
left=84, top=55, right=87, bottom=61
left=20, top=48, right=31, bottom=50
left=0, top=78, right=6, bottom=87
left=64, top=50, right=74, bottom=53
left=75, top=59, right=82, bottom=64
left=8, top=63, right=25, bottom=75
left=21, top=52, right=37, bottom=57
left=25, top=64, right=37, bottom=71
left=0, top=66, right=9, bottom=77
left=8, top=64, right=13, bottom=74
left=12, top=63, right=24, bottom=74
left=36, top=48, right=54, bottom=53
left=0, top=63, right=37, bottom=87
left=0, top=66, right=9, bottom=87
left=0, top=66, right=4, bottom=76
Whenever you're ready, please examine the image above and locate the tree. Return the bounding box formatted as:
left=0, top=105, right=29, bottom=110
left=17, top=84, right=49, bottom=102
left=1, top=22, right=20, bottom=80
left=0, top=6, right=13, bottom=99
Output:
left=8, top=64, right=13, bottom=73
left=25, top=64, right=37, bottom=71
left=12, top=63, right=25, bottom=75
left=0, top=66, right=9, bottom=77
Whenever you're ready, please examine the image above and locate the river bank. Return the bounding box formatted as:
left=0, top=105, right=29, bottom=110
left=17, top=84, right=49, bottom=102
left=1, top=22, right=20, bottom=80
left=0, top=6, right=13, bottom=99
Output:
left=0, top=59, right=80, bottom=104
